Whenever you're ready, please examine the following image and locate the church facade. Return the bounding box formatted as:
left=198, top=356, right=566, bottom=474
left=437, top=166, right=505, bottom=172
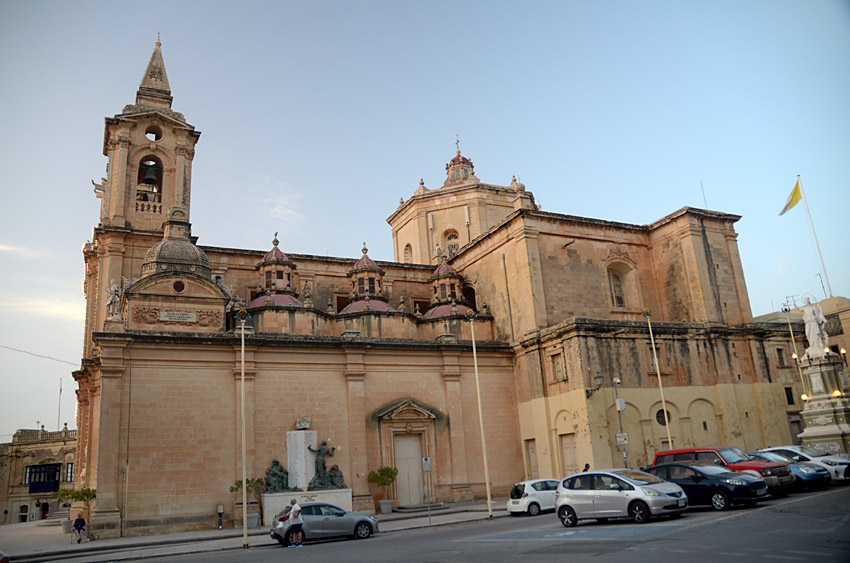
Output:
left=74, top=42, right=804, bottom=537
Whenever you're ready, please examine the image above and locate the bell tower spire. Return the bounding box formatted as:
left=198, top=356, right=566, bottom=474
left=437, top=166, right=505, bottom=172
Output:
left=97, top=39, right=200, bottom=231
left=136, top=38, right=173, bottom=109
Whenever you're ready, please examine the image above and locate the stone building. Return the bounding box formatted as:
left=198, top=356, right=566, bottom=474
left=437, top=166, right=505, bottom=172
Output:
left=74, top=42, right=807, bottom=538
left=0, top=425, right=76, bottom=525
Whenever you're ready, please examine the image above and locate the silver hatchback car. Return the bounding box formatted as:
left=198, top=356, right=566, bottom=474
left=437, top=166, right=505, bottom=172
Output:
left=269, top=502, right=378, bottom=546
left=555, top=469, right=687, bottom=526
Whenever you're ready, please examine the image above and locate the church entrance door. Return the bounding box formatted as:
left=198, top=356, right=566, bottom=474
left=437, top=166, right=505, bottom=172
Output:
left=394, top=434, right=424, bottom=506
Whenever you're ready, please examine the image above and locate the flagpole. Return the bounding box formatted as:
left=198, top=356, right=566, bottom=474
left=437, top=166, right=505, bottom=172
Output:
left=797, top=175, right=833, bottom=298
left=57, top=377, right=62, bottom=431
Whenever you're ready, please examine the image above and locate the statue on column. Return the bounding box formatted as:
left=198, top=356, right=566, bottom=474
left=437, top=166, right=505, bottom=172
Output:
left=801, top=298, right=829, bottom=358
left=106, top=279, right=122, bottom=319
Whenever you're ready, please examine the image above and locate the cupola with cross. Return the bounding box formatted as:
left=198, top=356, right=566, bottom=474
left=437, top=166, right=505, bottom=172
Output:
left=442, top=139, right=479, bottom=188
left=97, top=39, right=201, bottom=233
left=340, top=243, right=394, bottom=313
left=255, top=232, right=298, bottom=296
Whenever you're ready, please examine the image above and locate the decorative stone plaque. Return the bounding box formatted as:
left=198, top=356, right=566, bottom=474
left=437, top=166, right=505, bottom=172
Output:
left=160, top=311, right=197, bottom=323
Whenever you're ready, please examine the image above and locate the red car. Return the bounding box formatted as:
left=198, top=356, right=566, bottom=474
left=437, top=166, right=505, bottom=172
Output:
left=652, top=446, right=794, bottom=496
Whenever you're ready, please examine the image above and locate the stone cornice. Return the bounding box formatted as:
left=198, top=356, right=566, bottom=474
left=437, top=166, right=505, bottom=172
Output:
left=92, top=330, right=512, bottom=353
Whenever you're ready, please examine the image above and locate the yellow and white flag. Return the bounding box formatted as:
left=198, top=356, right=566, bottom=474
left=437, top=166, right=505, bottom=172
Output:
left=779, top=178, right=802, bottom=215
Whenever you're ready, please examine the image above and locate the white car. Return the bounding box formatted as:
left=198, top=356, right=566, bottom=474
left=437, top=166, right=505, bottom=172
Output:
left=506, top=478, right=560, bottom=516
left=760, top=446, right=850, bottom=483
left=555, top=469, right=687, bottom=526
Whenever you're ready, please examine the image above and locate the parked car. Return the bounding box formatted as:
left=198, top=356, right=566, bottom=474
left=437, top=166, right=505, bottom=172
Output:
left=507, top=478, right=560, bottom=516
left=652, top=446, right=794, bottom=496
left=759, top=445, right=850, bottom=483
left=269, top=502, right=378, bottom=546
left=747, top=451, right=831, bottom=491
left=555, top=469, right=687, bottom=527
left=643, top=462, right=768, bottom=510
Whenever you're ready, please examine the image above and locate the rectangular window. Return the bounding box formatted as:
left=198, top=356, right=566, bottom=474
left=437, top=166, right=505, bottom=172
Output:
left=65, top=463, right=74, bottom=482
left=369, top=278, right=375, bottom=293
left=552, top=354, right=565, bottom=382
left=358, top=278, right=364, bottom=293
left=24, top=466, right=31, bottom=485
left=440, top=283, right=447, bottom=300
left=265, top=271, right=272, bottom=284
left=276, top=271, right=283, bottom=280
left=777, top=348, right=787, bottom=366
left=784, top=387, right=795, bottom=406
left=648, top=345, right=661, bottom=372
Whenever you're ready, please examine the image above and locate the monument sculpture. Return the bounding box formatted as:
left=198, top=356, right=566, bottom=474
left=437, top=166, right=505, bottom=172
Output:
left=307, top=440, right=339, bottom=490
left=264, top=459, right=291, bottom=493
left=801, top=298, right=829, bottom=357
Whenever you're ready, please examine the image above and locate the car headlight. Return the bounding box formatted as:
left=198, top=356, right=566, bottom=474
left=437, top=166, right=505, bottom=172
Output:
left=722, top=478, right=746, bottom=486
left=822, top=460, right=840, bottom=466
left=641, top=487, right=663, bottom=496
left=798, top=467, right=816, bottom=474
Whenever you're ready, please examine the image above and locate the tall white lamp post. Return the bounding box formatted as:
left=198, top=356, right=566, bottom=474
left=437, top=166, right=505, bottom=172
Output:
left=466, top=310, right=493, bottom=519
left=238, top=309, right=249, bottom=549
left=643, top=309, right=673, bottom=448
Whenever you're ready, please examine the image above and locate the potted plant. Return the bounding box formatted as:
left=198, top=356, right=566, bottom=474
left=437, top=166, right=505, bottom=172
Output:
left=367, top=466, right=398, bottom=514
left=230, top=477, right=266, bottom=527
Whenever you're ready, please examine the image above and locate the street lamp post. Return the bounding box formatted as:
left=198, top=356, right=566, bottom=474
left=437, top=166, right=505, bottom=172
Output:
left=613, top=378, right=628, bottom=468
left=467, top=311, right=493, bottom=519
left=238, top=309, right=249, bottom=550
left=643, top=309, right=673, bottom=449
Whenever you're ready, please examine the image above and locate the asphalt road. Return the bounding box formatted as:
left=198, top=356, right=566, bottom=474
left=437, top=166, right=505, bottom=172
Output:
left=66, top=486, right=850, bottom=563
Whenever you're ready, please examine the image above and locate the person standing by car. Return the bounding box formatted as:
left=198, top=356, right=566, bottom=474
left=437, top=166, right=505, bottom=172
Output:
left=72, top=513, right=87, bottom=543
left=289, top=499, right=303, bottom=548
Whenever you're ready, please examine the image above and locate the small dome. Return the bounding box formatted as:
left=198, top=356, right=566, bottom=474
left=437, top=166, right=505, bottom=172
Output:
left=349, top=242, right=383, bottom=274
left=431, top=261, right=459, bottom=279
left=247, top=293, right=303, bottom=308
left=260, top=232, right=294, bottom=267
left=423, top=303, right=472, bottom=319
left=340, top=299, right=395, bottom=314
left=140, top=207, right=210, bottom=278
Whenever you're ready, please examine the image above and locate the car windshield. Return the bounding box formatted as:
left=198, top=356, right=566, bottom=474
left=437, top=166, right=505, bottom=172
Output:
left=718, top=447, right=749, bottom=463
left=695, top=465, right=733, bottom=476
left=797, top=446, right=826, bottom=457
left=614, top=470, right=663, bottom=484
left=752, top=452, right=785, bottom=463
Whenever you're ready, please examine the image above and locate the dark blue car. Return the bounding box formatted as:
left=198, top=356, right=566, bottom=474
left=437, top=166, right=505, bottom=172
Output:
left=643, top=462, right=768, bottom=511
left=747, top=451, right=830, bottom=491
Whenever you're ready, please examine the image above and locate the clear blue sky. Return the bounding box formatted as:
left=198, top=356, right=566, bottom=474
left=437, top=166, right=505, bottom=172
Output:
left=1, top=0, right=848, bottom=438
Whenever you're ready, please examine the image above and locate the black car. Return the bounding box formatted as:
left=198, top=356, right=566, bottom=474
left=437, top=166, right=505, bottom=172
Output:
left=643, top=462, right=768, bottom=511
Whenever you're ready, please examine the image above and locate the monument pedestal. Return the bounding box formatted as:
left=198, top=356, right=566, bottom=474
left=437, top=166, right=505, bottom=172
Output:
left=286, top=430, right=317, bottom=490
left=798, top=355, right=850, bottom=455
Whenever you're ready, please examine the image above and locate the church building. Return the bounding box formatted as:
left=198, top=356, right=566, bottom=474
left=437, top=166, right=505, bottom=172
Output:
left=74, top=42, right=804, bottom=537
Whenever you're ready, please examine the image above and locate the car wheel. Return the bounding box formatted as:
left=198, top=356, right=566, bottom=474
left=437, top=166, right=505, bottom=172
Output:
left=527, top=503, right=541, bottom=517
left=710, top=491, right=731, bottom=511
left=629, top=501, right=651, bottom=523
left=558, top=506, right=577, bottom=528
left=353, top=522, right=372, bottom=539
left=284, top=530, right=294, bottom=546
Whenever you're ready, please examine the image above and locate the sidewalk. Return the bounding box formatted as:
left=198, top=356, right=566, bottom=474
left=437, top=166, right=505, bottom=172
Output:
left=0, top=499, right=508, bottom=562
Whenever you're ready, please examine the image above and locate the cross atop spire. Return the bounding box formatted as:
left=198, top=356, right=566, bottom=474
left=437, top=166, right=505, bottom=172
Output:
left=136, top=38, right=173, bottom=109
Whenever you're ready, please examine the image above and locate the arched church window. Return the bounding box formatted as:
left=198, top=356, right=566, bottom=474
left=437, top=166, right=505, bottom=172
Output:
left=403, top=244, right=412, bottom=264
left=608, top=269, right=626, bottom=308
left=136, top=156, right=163, bottom=203
left=446, top=231, right=460, bottom=256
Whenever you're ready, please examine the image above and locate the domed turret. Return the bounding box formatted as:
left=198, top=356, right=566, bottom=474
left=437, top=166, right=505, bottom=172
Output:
left=442, top=141, right=479, bottom=188
left=423, top=256, right=472, bottom=318
left=340, top=243, right=394, bottom=313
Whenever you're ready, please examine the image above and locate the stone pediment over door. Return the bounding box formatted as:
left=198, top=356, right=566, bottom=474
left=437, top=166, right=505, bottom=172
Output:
left=370, top=398, right=445, bottom=504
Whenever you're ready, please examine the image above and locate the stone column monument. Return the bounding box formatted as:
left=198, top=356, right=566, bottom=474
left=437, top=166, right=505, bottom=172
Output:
left=796, top=300, right=850, bottom=455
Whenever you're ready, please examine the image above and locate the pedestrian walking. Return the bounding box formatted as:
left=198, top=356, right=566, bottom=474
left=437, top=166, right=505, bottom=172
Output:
left=289, top=499, right=303, bottom=547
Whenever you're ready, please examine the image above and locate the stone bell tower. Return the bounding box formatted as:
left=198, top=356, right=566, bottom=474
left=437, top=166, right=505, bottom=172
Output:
left=96, top=39, right=201, bottom=232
